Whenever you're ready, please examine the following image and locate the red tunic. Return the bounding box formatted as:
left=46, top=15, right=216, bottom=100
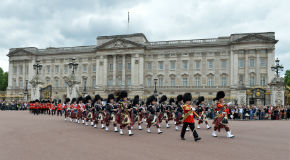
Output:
left=57, top=104, right=62, bottom=110
left=182, top=104, right=199, bottom=123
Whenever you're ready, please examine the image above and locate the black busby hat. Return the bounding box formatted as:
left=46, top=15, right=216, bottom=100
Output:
left=71, top=98, right=77, bottom=103
left=196, top=96, right=205, bottom=105
left=85, top=95, right=92, bottom=103
left=169, top=98, right=175, bottom=104
left=183, top=93, right=192, bottom=103
left=132, top=95, right=139, bottom=106
left=159, top=95, right=167, bottom=103
left=65, top=98, right=70, bottom=103
left=119, top=90, right=128, bottom=99
left=140, top=101, right=145, bottom=105
left=77, top=96, right=83, bottom=103
left=35, top=99, right=40, bottom=103
left=213, top=91, right=225, bottom=101
left=146, top=95, right=157, bottom=106
left=94, top=95, right=102, bottom=102
left=176, top=95, right=183, bottom=104
left=58, top=99, right=61, bottom=103
left=107, top=94, right=115, bottom=102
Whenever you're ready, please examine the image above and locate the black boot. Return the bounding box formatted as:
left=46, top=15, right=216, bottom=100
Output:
left=195, top=137, right=201, bottom=141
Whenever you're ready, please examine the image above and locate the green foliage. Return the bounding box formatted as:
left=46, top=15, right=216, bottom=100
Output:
left=285, top=70, right=290, bottom=86
left=0, top=67, right=8, bottom=91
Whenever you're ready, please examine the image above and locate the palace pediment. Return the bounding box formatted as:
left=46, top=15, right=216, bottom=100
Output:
left=232, top=34, right=278, bottom=44
left=97, top=38, right=144, bottom=50
left=7, top=48, right=35, bottom=57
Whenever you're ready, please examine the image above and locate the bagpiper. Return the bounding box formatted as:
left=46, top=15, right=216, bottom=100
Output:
left=196, top=96, right=211, bottom=129
left=104, top=94, right=118, bottom=132
left=70, top=98, right=78, bottom=123
left=64, top=98, right=70, bottom=121
left=93, top=95, right=104, bottom=128
left=146, top=95, right=163, bottom=134
left=157, top=95, right=167, bottom=128
left=85, top=96, right=94, bottom=126
left=165, top=97, right=175, bottom=128
left=175, top=95, right=183, bottom=131
left=212, top=91, right=235, bottom=138
left=137, top=101, right=146, bottom=130
left=117, top=90, right=134, bottom=136
left=180, top=93, right=201, bottom=141
left=77, top=97, right=85, bottom=124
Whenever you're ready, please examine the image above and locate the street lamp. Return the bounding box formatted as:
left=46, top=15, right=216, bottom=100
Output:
left=33, top=60, right=42, bottom=75
left=271, top=58, right=284, bottom=77
left=24, top=80, right=28, bottom=101
left=69, top=57, right=78, bottom=74
left=154, top=78, right=158, bottom=96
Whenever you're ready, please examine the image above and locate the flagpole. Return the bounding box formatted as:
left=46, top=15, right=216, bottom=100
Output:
left=127, top=11, right=130, bottom=33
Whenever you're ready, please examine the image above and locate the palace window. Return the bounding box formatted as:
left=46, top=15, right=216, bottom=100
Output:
left=221, top=77, right=227, bottom=86
left=117, top=79, right=122, bottom=86
left=55, top=79, right=59, bottom=87
left=147, top=78, right=151, bottom=87
left=159, top=61, right=164, bottom=70
left=170, top=61, right=175, bottom=70
left=109, top=63, right=113, bottom=71
left=208, top=77, right=213, bottom=86
left=19, top=66, right=23, bottom=74
left=118, top=63, right=122, bottom=71
left=260, top=58, right=266, bottom=67
left=13, top=79, right=16, bottom=87
left=47, top=65, right=50, bottom=73
left=55, top=65, right=59, bottom=73
left=195, top=77, right=200, bottom=86
left=239, top=59, right=244, bottom=68
left=25, top=66, right=29, bottom=74
left=127, top=63, right=131, bottom=71
left=195, top=61, right=200, bottom=69
left=127, top=78, right=131, bottom=86
left=171, top=78, right=175, bottom=87
left=64, top=65, right=68, bottom=73
left=221, top=60, right=227, bottom=69
left=108, top=79, right=113, bottom=86
left=250, top=76, right=255, bottom=86
left=260, top=76, right=266, bottom=86
left=239, top=75, right=244, bottom=85
left=19, top=79, right=23, bottom=88
left=13, top=66, right=17, bottom=74
left=208, top=60, right=213, bottom=69
left=83, top=64, right=87, bottom=72
left=93, top=65, right=96, bottom=72
left=92, top=79, right=96, bottom=87
left=147, top=62, right=152, bottom=71
left=183, top=78, right=188, bottom=86
left=250, top=59, right=255, bottom=68
left=183, top=61, right=188, bottom=70
left=159, top=77, right=163, bottom=87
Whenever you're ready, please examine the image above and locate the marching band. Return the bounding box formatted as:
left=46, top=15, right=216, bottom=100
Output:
left=28, top=90, right=235, bottom=140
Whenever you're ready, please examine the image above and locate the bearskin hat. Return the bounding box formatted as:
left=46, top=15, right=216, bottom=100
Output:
left=71, top=98, right=77, bottom=103
left=77, top=96, right=83, bottom=103
left=119, top=90, right=128, bottom=99
left=132, top=95, right=140, bottom=106
left=196, top=96, right=205, bottom=105
left=213, top=91, right=225, bottom=101
left=65, top=98, right=70, bottom=103
left=94, top=94, right=102, bottom=102
left=146, top=95, right=157, bottom=105
left=176, top=95, right=183, bottom=104
left=183, top=93, right=192, bottom=103
left=107, top=94, right=115, bottom=102
left=169, top=98, right=175, bottom=104
left=140, top=101, right=145, bottom=105
left=159, top=95, right=167, bottom=103
left=85, top=95, right=92, bottom=103
left=35, top=99, right=40, bottom=103
left=58, top=99, right=61, bottom=103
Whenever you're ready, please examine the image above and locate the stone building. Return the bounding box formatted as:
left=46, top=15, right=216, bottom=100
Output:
left=6, top=32, right=279, bottom=105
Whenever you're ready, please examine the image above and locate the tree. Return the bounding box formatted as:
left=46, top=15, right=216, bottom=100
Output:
left=0, top=67, right=8, bottom=91
left=285, top=70, right=290, bottom=86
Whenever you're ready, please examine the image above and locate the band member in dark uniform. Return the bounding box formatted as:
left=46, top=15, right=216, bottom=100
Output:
left=175, top=95, right=183, bottom=131
left=157, top=95, right=167, bottom=128
left=85, top=96, right=93, bottom=126
left=212, top=91, right=235, bottom=138
left=196, top=96, right=211, bottom=129
left=180, top=93, right=201, bottom=141
left=93, top=95, right=103, bottom=128
left=146, top=95, right=163, bottom=134
left=64, top=98, right=70, bottom=121
left=137, top=101, right=146, bottom=130
left=130, top=95, right=139, bottom=130
left=105, top=94, right=118, bottom=132
left=117, top=91, right=134, bottom=136
left=165, top=98, right=175, bottom=128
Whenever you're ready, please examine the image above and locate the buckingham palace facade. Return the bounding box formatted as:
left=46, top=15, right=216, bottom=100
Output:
left=6, top=32, right=278, bottom=105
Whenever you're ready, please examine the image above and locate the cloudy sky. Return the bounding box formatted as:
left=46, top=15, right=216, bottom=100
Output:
left=0, top=0, right=289, bottom=74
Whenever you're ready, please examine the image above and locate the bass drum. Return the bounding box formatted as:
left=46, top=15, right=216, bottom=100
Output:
left=87, top=112, right=93, bottom=119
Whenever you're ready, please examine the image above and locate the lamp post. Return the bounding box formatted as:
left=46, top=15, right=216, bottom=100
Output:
left=69, top=57, right=78, bottom=74
left=33, top=60, right=42, bottom=75
left=154, top=78, right=158, bottom=97
left=24, top=80, right=28, bottom=101
left=271, top=58, right=284, bottom=77
left=83, top=78, right=87, bottom=96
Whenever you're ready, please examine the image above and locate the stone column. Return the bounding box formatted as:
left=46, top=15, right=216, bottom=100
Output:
left=245, top=51, right=249, bottom=86
left=267, top=48, right=275, bottom=83
left=230, top=50, right=234, bottom=86
left=103, top=56, right=108, bottom=86
left=95, top=58, right=100, bottom=88
left=256, top=50, right=260, bottom=85
left=138, top=54, right=144, bottom=86
left=8, top=60, right=13, bottom=89
left=131, top=54, right=136, bottom=87
left=113, top=55, right=116, bottom=86
left=122, top=55, right=126, bottom=86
